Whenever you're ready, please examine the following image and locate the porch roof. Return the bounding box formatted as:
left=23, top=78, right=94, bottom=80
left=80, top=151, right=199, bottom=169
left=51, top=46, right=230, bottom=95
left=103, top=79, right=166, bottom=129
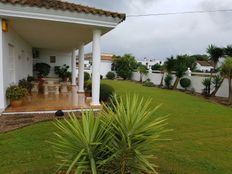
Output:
left=0, top=0, right=126, bottom=20
left=0, top=0, right=126, bottom=51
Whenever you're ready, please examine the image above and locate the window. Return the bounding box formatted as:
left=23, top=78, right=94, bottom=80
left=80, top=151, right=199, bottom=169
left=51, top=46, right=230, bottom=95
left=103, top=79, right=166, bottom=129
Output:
left=50, top=56, right=56, bottom=63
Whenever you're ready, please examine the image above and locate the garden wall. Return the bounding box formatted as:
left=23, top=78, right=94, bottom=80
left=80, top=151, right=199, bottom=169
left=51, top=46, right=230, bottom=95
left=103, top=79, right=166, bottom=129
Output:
left=132, top=71, right=230, bottom=98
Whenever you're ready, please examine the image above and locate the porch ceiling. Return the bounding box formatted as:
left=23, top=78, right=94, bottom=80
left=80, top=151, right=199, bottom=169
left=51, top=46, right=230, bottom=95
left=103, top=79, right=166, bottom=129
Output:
left=8, top=17, right=111, bottom=51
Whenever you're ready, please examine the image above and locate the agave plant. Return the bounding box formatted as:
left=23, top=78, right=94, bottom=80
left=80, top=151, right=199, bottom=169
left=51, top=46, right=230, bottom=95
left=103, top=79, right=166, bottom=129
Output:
left=51, top=95, right=169, bottom=174
left=50, top=112, right=112, bottom=174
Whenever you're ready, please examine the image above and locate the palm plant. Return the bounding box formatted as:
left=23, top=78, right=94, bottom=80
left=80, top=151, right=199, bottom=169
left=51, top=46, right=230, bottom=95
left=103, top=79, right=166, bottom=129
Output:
left=173, top=64, right=186, bottom=89
left=137, top=65, right=148, bottom=82
left=224, top=45, right=232, bottom=57
left=101, top=95, right=169, bottom=174
left=50, top=112, right=112, bottom=174
left=51, top=95, right=169, bottom=174
left=159, top=65, right=166, bottom=87
left=202, top=78, right=211, bottom=97
left=207, top=44, right=224, bottom=71
left=220, top=57, right=232, bottom=104
left=164, top=73, right=173, bottom=89
left=211, top=75, right=224, bottom=97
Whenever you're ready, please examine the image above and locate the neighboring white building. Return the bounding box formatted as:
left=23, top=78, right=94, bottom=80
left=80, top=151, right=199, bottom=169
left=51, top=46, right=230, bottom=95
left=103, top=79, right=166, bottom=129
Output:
left=0, top=0, right=125, bottom=112
left=196, top=61, right=213, bottom=72
left=76, top=53, right=113, bottom=78
left=137, top=57, right=164, bottom=70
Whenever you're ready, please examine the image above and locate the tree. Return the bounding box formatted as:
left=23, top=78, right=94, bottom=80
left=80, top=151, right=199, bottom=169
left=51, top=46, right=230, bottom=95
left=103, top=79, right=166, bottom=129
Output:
left=164, top=56, right=175, bottom=72
left=224, top=45, right=232, bottom=57
left=112, top=54, right=138, bottom=80
left=137, top=65, right=148, bottom=82
left=151, top=63, right=162, bottom=70
left=220, top=57, right=232, bottom=104
left=207, top=44, right=224, bottom=70
left=164, top=55, right=195, bottom=89
left=202, top=78, right=212, bottom=97
left=190, top=54, right=209, bottom=61
left=173, top=63, right=187, bottom=89
left=159, top=65, right=166, bottom=86
left=211, top=75, right=224, bottom=97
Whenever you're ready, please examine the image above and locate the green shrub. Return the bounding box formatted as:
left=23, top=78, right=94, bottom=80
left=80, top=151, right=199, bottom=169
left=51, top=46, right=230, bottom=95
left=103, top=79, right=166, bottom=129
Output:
left=84, top=80, right=92, bottom=93
left=34, top=63, right=51, bottom=77
left=18, top=79, right=33, bottom=92
left=84, top=72, right=91, bottom=81
left=143, top=79, right=154, bottom=87
left=84, top=81, right=114, bottom=102
left=106, top=71, right=115, bottom=80
left=164, top=74, right=173, bottom=89
left=6, top=85, right=28, bottom=100
left=100, top=84, right=114, bottom=102
left=51, top=95, right=169, bottom=174
left=202, top=78, right=211, bottom=97
left=180, top=78, right=191, bottom=90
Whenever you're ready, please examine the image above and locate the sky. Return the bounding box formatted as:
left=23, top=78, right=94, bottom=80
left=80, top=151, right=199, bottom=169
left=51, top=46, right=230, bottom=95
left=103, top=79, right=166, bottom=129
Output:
left=71, top=0, right=232, bottom=60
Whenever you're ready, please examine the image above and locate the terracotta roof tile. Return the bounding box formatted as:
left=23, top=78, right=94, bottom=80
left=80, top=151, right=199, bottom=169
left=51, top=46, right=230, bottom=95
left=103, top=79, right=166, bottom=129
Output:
left=0, top=0, right=126, bottom=20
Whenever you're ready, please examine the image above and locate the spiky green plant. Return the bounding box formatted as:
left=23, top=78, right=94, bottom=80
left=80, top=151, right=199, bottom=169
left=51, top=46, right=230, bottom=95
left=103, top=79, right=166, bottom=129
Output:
left=50, top=112, right=112, bottom=174
left=101, top=95, right=169, bottom=174
left=51, top=95, right=169, bottom=174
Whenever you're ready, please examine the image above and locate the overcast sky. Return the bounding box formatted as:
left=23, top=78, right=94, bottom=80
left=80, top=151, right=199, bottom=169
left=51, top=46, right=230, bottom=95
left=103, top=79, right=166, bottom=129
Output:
left=71, top=0, right=232, bottom=60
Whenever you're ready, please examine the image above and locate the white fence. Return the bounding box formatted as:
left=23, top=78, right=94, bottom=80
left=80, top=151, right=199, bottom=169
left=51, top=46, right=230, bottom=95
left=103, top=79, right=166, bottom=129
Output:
left=132, top=71, right=230, bottom=98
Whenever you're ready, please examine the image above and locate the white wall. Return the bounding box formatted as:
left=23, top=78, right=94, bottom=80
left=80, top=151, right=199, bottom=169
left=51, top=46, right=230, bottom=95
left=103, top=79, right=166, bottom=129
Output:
left=100, top=60, right=112, bottom=78
left=33, top=49, right=72, bottom=77
left=132, top=71, right=230, bottom=98
left=2, top=26, right=33, bottom=108
left=76, top=60, right=112, bottom=78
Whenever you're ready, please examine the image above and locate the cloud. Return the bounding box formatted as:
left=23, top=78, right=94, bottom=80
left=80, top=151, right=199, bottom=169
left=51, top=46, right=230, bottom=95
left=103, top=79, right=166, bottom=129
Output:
left=71, top=0, right=232, bottom=60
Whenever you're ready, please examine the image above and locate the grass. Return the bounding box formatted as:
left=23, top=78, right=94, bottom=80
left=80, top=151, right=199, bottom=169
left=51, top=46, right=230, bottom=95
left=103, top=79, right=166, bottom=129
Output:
left=0, top=80, right=232, bottom=174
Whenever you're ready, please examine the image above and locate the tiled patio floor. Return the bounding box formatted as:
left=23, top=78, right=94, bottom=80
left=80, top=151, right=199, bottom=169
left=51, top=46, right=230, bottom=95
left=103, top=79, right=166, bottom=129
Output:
left=4, top=87, right=90, bottom=113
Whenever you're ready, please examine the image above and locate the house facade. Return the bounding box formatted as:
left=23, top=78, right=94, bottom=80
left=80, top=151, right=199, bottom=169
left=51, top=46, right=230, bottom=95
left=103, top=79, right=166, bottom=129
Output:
left=196, top=61, right=213, bottom=72
left=78, top=53, right=113, bottom=78
left=137, top=57, right=164, bottom=70
left=0, top=0, right=125, bottom=113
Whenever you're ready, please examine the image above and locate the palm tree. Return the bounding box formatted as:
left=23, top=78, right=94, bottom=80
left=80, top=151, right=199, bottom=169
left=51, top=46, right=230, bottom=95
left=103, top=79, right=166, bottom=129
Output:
left=173, top=64, right=186, bottom=89
left=224, top=45, right=232, bottom=57
left=220, top=57, right=232, bottom=104
left=210, top=75, right=224, bottom=97
left=137, top=65, right=148, bottom=82
left=159, top=65, right=166, bottom=86
left=207, top=44, right=224, bottom=71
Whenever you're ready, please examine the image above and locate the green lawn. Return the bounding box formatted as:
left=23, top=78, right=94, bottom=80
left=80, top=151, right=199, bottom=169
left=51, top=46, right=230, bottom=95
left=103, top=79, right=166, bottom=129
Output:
left=1, top=80, right=232, bottom=174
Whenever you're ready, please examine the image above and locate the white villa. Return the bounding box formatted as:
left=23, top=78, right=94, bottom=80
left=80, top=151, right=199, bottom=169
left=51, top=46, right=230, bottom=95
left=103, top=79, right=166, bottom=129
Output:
left=0, top=0, right=125, bottom=113
left=138, top=57, right=164, bottom=70
left=77, top=53, right=113, bottom=78
left=196, top=61, right=213, bottom=72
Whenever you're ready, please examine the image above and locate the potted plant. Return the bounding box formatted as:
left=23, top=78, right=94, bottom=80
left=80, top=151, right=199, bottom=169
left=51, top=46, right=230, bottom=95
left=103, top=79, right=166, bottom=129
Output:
left=54, top=64, right=71, bottom=82
left=18, top=78, right=33, bottom=93
left=6, top=85, right=28, bottom=107
left=34, top=63, right=51, bottom=78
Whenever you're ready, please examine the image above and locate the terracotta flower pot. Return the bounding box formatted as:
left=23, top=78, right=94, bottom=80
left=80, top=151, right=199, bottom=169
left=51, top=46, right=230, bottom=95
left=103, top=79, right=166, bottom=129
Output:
left=10, top=99, right=23, bottom=107
left=85, top=91, right=91, bottom=97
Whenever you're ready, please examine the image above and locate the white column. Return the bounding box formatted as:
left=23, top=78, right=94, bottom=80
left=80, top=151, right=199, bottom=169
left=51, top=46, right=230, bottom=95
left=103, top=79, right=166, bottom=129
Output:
left=91, top=29, right=101, bottom=106
left=0, top=18, right=5, bottom=110
left=78, top=44, right=85, bottom=92
left=71, top=49, right=77, bottom=86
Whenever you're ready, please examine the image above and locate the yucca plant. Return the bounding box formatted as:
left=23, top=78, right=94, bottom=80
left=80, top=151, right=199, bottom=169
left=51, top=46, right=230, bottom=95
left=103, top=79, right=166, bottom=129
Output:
left=101, top=95, right=169, bottom=174
left=51, top=95, right=169, bottom=174
left=50, top=112, right=112, bottom=174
